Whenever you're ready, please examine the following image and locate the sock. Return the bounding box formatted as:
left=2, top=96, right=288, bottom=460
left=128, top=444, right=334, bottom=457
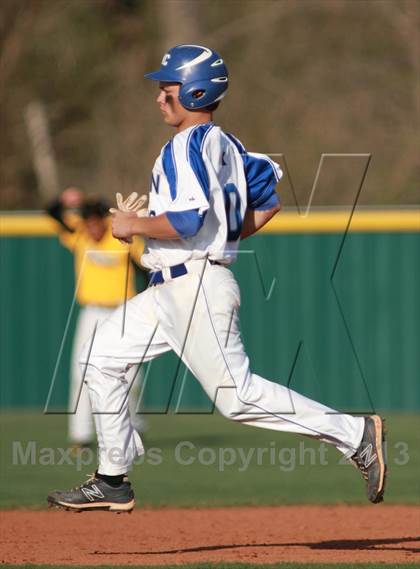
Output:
left=96, top=471, right=125, bottom=487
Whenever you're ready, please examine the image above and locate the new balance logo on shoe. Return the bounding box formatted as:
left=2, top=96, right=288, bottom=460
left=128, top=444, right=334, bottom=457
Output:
left=48, top=475, right=135, bottom=512
left=359, top=443, right=377, bottom=468
left=351, top=415, right=387, bottom=504
left=81, top=485, right=105, bottom=501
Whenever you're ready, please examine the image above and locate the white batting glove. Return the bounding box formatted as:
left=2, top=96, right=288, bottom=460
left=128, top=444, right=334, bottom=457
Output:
left=109, top=192, right=148, bottom=244
left=109, top=192, right=148, bottom=217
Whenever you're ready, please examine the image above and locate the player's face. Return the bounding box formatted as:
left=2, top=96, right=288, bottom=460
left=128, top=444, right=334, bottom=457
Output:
left=84, top=215, right=107, bottom=242
left=157, top=83, right=189, bottom=128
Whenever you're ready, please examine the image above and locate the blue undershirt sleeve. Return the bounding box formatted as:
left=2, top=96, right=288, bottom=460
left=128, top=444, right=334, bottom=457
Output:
left=166, top=208, right=206, bottom=239
left=245, top=154, right=281, bottom=211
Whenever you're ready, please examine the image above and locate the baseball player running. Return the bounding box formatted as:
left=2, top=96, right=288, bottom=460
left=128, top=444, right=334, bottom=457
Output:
left=48, top=45, right=387, bottom=512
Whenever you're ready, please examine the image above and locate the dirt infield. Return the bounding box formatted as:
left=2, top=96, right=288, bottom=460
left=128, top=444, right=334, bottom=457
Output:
left=1, top=505, right=418, bottom=566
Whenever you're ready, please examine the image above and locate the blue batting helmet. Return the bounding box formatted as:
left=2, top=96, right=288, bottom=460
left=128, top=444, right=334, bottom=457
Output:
left=144, top=44, right=229, bottom=110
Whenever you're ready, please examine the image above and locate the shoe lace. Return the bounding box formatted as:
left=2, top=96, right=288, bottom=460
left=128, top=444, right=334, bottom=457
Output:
left=72, top=473, right=97, bottom=491
left=350, top=455, right=369, bottom=481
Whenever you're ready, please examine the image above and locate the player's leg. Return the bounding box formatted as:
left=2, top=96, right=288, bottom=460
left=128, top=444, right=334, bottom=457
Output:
left=69, top=306, right=128, bottom=447
left=156, top=263, right=362, bottom=452
left=127, top=364, right=148, bottom=434
left=156, top=262, right=385, bottom=502
left=68, top=306, right=95, bottom=447
left=48, top=286, right=171, bottom=511
left=79, top=287, right=171, bottom=475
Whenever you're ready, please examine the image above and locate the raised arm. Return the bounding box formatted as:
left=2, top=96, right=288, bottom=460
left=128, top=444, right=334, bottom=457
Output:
left=46, top=187, right=83, bottom=233
left=46, top=198, right=75, bottom=233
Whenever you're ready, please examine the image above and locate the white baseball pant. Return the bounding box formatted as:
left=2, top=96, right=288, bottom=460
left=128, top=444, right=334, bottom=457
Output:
left=79, top=259, right=364, bottom=475
left=69, top=305, right=145, bottom=444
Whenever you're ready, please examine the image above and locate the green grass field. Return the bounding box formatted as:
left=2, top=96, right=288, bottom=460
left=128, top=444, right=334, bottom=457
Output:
left=0, top=411, right=417, bottom=509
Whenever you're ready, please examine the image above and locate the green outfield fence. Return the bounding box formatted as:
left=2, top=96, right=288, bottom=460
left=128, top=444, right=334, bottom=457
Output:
left=0, top=208, right=419, bottom=412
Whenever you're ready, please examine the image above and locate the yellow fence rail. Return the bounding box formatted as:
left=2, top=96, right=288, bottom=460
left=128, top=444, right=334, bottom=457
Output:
left=0, top=209, right=418, bottom=236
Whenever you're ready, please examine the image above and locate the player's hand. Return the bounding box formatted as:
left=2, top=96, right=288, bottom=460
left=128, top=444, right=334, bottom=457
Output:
left=61, top=187, right=83, bottom=208
left=109, top=192, right=148, bottom=217
left=111, top=210, right=137, bottom=244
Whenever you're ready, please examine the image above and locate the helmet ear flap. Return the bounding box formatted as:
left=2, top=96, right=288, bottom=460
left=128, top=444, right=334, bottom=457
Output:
left=179, top=82, right=205, bottom=108
left=179, top=78, right=228, bottom=110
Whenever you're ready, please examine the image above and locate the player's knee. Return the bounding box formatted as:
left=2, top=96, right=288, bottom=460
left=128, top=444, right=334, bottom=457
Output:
left=215, top=396, right=245, bottom=422
left=78, top=328, right=109, bottom=369
left=78, top=345, right=130, bottom=383
left=219, top=407, right=240, bottom=421
left=214, top=385, right=258, bottom=422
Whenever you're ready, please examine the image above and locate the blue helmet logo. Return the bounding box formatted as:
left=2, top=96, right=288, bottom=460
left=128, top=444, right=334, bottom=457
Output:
left=145, top=44, right=229, bottom=110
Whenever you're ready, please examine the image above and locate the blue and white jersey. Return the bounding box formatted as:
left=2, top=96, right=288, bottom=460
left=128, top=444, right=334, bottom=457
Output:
left=141, top=123, right=282, bottom=271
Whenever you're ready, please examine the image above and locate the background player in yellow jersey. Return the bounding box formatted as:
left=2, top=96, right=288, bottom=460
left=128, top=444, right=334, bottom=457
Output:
left=46, top=187, right=146, bottom=449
